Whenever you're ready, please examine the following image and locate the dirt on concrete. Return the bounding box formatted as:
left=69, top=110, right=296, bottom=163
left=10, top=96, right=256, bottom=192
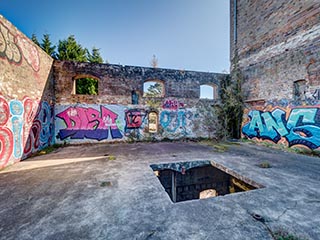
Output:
left=0, top=141, right=319, bottom=240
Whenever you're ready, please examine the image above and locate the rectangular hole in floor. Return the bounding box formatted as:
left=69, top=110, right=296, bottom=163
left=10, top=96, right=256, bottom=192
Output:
left=150, top=160, right=264, bottom=203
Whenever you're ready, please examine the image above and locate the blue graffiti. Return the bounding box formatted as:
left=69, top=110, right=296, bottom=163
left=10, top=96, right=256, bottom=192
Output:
left=160, top=110, right=192, bottom=133
left=242, top=108, right=320, bottom=149
left=10, top=100, right=24, bottom=158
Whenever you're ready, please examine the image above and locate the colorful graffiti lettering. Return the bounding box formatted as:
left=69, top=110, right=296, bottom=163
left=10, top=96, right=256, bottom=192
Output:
left=56, top=106, right=123, bottom=141
left=125, top=109, right=146, bottom=129
left=162, top=99, right=185, bottom=110
left=0, top=96, right=53, bottom=168
left=160, top=110, right=193, bottom=134
left=0, top=20, right=40, bottom=71
left=0, top=21, right=22, bottom=64
left=242, top=107, right=320, bottom=149
left=124, top=109, right=147, bottom=138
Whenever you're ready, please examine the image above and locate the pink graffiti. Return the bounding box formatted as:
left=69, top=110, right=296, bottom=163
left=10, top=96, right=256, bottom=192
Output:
left=0, top=128, right=13, bottom=168
left=162, top=99, right=185, bottom=110
left=0, top=96, right=53, bottom=168
left=57, top=106, right=123, bottom=140
left=16, top=35, right=40, bottom=72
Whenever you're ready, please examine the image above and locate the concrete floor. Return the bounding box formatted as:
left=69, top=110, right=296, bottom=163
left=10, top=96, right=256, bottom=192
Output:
left=0, top=141, right=320, bottom=240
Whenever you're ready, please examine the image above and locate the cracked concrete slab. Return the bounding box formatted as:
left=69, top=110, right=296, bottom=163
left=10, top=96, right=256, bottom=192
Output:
left=0, top=141, right=320, bottom=240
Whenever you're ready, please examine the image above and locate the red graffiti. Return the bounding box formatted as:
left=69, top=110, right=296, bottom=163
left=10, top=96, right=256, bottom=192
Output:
left=0, top=96, right=10, bottom=126
left=0, top=128, right=13, bottom=168
left=162, top=100, right=185, bottom=110
left=0, top=96, right=53, bottom=168
left=125, top=109, right=146, bottom=129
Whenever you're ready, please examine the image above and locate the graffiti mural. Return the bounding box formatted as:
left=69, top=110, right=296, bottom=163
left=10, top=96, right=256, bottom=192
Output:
left=242, top=107, right=320, bottom=149
left=0, top=20, right=40, bottom=71
left=16, top=35, right=40, bottom=72
left=124, top=109, right=147, bottom=137
left=162, top=99, right=185, bottom=110
left=0, top=21, right=22, bottom=64
left=0, top=96, right=53, bottom=168
left=56, top=106, right=123, bottom=141
left=160, top=110, right=193, bottom=135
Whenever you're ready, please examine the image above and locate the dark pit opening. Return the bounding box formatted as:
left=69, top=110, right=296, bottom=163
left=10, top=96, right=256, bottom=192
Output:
left=150, top=161, right=263, bottom=203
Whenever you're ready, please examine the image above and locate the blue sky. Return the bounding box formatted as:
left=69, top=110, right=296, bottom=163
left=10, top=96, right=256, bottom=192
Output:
left=0, top=0, right=230, bottom=72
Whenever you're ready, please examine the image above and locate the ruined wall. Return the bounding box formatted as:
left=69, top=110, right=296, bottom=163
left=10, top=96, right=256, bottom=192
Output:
left=0, top=15, right=54, bottom=169
left=53, top=61, right=228, bottom=143
left=230, top=0, right=320, bottom=150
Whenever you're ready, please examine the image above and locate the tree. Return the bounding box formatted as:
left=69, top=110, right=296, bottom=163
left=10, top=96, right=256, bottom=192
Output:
left=150, top=54, right=158, bottom=68
left=144, top=82, right=163, bottom=97
left=220, top=51, right=244, bottom=139
left=76, top=78, right=98, bottom=95
left=31, top=34, right=40, bottom=46
left=87, top=47, right=103, bottom=63
left=40, top=34, right=56, bottom=58
left=56, top=35, right=88, bottom=62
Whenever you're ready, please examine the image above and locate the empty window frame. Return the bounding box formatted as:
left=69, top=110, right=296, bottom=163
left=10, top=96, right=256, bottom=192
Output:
left=73, top=75, right=99, bottom=95
left=131, top=90, right=139, bottom=104
left=148, top=112, right=158, bottom=133
left=200, top=84, right=217, bottom=100
left=143, top=80, right=165, bottom=97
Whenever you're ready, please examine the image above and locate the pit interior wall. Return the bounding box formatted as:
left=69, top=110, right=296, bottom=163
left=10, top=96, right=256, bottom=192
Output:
left=230, top=0, right=320, bottom=150
left=0, top=15, right=54, bottom=169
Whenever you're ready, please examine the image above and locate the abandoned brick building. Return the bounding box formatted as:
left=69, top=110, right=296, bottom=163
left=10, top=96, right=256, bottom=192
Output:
left=0, top=14, right=227, bottom=169
left=1, top=0, right=320, bottom=169
left=231, top=0, right=320, bottom=150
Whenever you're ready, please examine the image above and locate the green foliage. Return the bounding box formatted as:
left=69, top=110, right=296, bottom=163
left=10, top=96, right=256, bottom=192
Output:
left=273, top=229, right=308, bottom=240
left=56, top=35, right=88, bottom=62
left=76, top=78, right=98, bottom=95
left=41, top=34, right=56, bottom=58
left=31, top=34, right=40, bottom=46
left=258, top=161, right=272, bottom=168
left=144, top=82, right=163, bottom=97
left=220, top=51, right=244, bottom=139
left=195, top=101, right=224, bottom=139
left=88, top=47, right=104, bottom=63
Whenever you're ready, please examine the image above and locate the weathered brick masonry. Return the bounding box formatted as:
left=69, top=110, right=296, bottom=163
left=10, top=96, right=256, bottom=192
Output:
left=231, top=0, right=320, bottom=150
left=0, top=15, right=55, bottom=168
left=0, top=14, right=228, bottom=169
left=53, top=61, right=228, bottom=144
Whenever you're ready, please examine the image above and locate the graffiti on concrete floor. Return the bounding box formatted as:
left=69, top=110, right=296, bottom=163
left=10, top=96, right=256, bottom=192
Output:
left=242, top=106, right=320, bottom=149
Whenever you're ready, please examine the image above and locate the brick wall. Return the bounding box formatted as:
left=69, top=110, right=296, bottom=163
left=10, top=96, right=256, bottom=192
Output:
left=230, top=0, right=320, bottom=150
left=53, top=61, right=228, bottom=144
left=0, top=15, right=54, bottom=169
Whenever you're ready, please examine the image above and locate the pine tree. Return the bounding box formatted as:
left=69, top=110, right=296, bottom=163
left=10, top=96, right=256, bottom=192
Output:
left=41, top=34, right=56, bottom=58
left=31, top=34, right=40, bottom=46
left=56, top=35, right=88, bottom=62
left=88, top=47, right=103, bottom=63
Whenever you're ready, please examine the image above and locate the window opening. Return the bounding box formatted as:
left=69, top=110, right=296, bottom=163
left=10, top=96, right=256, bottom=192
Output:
left=148, top=112, right=158, bottom=133
left=74, top=77, right=98, bottom=95
left=131, top=91, right=139, bottom=104
left=200, top=84, right=217, bottom=99
left=143, top=81, right=164, bottom=97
